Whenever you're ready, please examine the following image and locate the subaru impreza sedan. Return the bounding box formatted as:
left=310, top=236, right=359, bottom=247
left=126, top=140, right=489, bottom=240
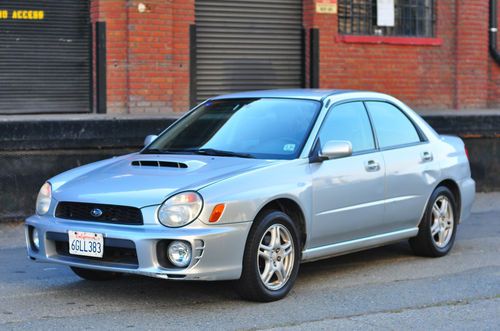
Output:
left=25, top=89, right=475, bottom=301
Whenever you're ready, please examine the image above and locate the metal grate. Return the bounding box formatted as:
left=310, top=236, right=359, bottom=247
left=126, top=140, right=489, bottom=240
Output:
left=194, top=0, right=304, bottom=103
left=338, top=0, right=435, bottom=37
left=0, top=1, right=91, bottom=114
left=55, top=202, right=143, bottom=225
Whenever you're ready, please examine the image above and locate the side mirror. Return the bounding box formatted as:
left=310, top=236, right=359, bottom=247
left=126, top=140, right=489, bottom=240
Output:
left=143, top=135, right=158, bottom=147
left=318, top=140, right=352, bottom=160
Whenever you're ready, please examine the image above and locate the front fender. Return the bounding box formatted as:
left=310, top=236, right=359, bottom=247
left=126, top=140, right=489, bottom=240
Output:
left=197, top=159, right=312, bottom=228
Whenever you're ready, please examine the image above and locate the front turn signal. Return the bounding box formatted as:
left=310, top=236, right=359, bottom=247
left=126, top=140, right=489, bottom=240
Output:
left=209, top=204, right=225, bottom=223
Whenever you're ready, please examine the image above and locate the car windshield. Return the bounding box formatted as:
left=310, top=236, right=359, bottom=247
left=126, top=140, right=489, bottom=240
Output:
left=143, top=98, right=321, bottom=160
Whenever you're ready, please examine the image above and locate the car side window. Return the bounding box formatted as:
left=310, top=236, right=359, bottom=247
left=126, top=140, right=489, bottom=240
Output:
left=318, top=101, right=375, bottom=153
left=365, top=101, right=421, bottom=149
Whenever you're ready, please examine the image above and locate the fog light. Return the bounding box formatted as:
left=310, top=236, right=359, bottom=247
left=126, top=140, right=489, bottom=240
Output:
left=167, top=241, right=192, bottom=268
left=31, top=228, right=40, bottom=250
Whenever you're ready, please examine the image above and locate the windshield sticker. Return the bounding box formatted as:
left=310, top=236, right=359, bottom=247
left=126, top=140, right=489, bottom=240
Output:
left=283, top=144, right=296, bottom=152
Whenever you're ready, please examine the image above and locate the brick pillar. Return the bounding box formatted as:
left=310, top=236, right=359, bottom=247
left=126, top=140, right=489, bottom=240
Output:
left=91, top=0, right=194, bottom=114
left=127, top=0, right=194, bottom=114
left=455, top=0, right=490, bottom=109
left=91, top=0, right=129, bottom=114
left=303, top=0, right=338, bottom=89
left=489, top=0, right=500, bottom=108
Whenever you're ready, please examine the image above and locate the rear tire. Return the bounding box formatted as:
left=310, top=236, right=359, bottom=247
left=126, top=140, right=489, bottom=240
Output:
left=236, top=210, right=300, bottom=302
left=410, top=186, right=458, bottom=257
left=70, top=267, right=122, bottom=281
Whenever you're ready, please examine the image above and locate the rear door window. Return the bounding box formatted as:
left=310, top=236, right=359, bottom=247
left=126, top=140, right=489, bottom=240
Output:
left=365, top=101, right=421, bottom=149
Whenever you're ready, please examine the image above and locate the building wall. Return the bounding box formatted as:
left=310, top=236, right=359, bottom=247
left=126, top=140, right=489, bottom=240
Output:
left=90, top=0, right=500, bottom=113
left=304, top=0, right=499, bottom=110
left=489, top=0, right=500, bottom=108
left=91, top=0, right=194, bottom=114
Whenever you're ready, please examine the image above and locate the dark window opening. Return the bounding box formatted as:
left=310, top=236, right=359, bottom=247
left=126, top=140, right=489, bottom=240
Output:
left=338, top=0, right=435, bottom=37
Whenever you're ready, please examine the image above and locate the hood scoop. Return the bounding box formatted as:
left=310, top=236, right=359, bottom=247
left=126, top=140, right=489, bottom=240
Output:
left=131, top=160, right=188, bottom=169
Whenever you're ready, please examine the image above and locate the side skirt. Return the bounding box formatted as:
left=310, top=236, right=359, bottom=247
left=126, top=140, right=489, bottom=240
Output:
left=301, top=228, right=419, bottom=263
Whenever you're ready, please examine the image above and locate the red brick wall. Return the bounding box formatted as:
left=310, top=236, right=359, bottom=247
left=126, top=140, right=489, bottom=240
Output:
left=91, top=0, right=193, bottom=114
left=488, top=0, right=500, bottom=108
left=456, top=0, right=489, bottom=109
left=92, top=0, right=498, bottom=113
left=304, top=0, right=499, bottom=110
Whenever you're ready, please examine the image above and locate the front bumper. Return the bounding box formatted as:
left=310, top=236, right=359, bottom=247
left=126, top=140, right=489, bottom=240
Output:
left=25, top=215, right=252, bottom=281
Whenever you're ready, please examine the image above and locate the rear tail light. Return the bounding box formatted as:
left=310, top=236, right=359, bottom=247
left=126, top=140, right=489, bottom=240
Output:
left=464, top=147, right=469, bottom=160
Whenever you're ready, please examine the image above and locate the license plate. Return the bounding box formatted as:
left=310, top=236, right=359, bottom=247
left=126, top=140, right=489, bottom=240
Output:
left=68, top=231, right=104, bottom=258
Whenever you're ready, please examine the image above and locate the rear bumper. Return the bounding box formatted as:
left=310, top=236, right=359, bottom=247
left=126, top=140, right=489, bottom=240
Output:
left=25, top=215, right=252, bottom=281
left=459, top=177, right=475, bottom=222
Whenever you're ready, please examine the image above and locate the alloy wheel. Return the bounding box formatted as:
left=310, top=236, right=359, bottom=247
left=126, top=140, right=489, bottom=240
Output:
left=430, top=195, right=454, bottom=248
left=257, top=224, right=295, bottom=290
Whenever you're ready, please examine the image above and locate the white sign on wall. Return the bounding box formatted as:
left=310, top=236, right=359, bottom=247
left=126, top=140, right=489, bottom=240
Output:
left=377, top=0, right=395, bottom=27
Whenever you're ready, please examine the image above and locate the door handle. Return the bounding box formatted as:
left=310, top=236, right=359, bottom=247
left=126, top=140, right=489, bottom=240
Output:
left=365, top=160, right=380, bottom=172
left=421, top=151, right=433, bottom=162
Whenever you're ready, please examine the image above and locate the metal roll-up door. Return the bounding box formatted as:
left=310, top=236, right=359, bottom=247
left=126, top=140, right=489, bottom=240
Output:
left=195, top=0, right=304, bottom=103
left=0, top=1, right=91, bottom=114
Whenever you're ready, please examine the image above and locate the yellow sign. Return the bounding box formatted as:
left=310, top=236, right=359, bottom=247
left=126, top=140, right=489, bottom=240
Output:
left=316, top=0, right=337, bottom=14
left=0, top=10, right=45, bottom=20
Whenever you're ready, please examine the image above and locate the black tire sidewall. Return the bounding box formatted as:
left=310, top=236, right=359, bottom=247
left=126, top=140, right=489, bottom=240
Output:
left=240, top=210, right=301, bottom=301
left=423, top=187, right=458, bottom=256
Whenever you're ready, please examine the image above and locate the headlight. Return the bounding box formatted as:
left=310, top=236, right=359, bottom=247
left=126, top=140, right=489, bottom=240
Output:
left=158, top=191, right=203, bottom=227
left=36, top=182, right=52, bottom=215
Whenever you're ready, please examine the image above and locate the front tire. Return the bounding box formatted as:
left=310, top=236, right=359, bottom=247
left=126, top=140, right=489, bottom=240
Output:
left=236, top=210, right=300, bottom=302
left=410, top=186, right=458, bottom=257
left=70, top=267, right=122, bottom=281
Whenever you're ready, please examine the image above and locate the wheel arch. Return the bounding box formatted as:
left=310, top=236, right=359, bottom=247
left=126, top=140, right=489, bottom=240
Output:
left=256, top=198, right=307, bottom=250
left=435, top=179, right=462, bottom=222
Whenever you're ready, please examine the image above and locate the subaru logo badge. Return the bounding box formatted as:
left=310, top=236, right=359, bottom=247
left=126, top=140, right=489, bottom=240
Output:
left=90, top=208, right=103, bottom=217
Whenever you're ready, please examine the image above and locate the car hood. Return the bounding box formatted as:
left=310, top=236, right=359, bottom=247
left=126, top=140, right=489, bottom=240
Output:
left=53, top=154, right=277, bottom=208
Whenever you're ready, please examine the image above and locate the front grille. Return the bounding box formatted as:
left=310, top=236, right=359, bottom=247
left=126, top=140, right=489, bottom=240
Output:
left=55, top=202, right=143, bottom=225
left=47, top=232, right=139, bottom=268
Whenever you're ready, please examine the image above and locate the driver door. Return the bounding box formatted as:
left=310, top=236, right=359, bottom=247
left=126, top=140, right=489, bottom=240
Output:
left=309, top=101, right=386, bottom=248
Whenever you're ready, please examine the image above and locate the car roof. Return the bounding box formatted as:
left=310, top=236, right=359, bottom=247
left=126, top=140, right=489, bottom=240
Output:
left=210, top=89, right=360, bottom=101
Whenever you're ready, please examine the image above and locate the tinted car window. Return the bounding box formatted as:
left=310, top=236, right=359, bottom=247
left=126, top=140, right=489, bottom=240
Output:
left=145, top=98, right=321, bottom=160
left=318, top=102, right=375, bottom=153
left=365, top=101, right=420, bottom=148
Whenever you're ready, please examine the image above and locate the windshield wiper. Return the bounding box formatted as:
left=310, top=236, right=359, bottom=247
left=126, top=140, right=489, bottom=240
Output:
left=143, top=147, right=254, bottom=158
left=193, top=148, right=255, bottom=159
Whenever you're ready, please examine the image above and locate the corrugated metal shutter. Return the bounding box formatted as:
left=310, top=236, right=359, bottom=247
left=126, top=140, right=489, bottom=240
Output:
left=195, top=0, right=304, bottom=103
left=0, top=1, right=91, bottom=114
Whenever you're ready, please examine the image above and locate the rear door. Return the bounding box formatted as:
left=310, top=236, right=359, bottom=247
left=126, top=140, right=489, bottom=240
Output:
left=310, top=101, right=386, bottom=247
left=364, top=101, right=438, bottom=230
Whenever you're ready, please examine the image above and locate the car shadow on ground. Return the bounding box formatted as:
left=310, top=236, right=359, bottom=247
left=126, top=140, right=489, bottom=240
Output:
left=51, top=241, right=416, bottom=304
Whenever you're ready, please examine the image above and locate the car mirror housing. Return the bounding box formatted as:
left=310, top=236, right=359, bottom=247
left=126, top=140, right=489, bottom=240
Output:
left=318, top=140, right=353, bottom=161
left=144, top=135, right=158, bottom=147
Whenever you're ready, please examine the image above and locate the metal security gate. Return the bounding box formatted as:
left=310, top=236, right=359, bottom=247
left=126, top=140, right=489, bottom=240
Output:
left=194, top=0, right=304, bottom=103
left=0, top=1, right=91, bottom=114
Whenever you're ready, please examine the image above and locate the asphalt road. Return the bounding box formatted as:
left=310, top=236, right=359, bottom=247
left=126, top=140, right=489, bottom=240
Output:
left=1, top=193, right=499, bottom=330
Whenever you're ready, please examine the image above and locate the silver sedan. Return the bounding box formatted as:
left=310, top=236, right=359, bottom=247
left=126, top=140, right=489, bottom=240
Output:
left=25, top=90, right=475, bottom=301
